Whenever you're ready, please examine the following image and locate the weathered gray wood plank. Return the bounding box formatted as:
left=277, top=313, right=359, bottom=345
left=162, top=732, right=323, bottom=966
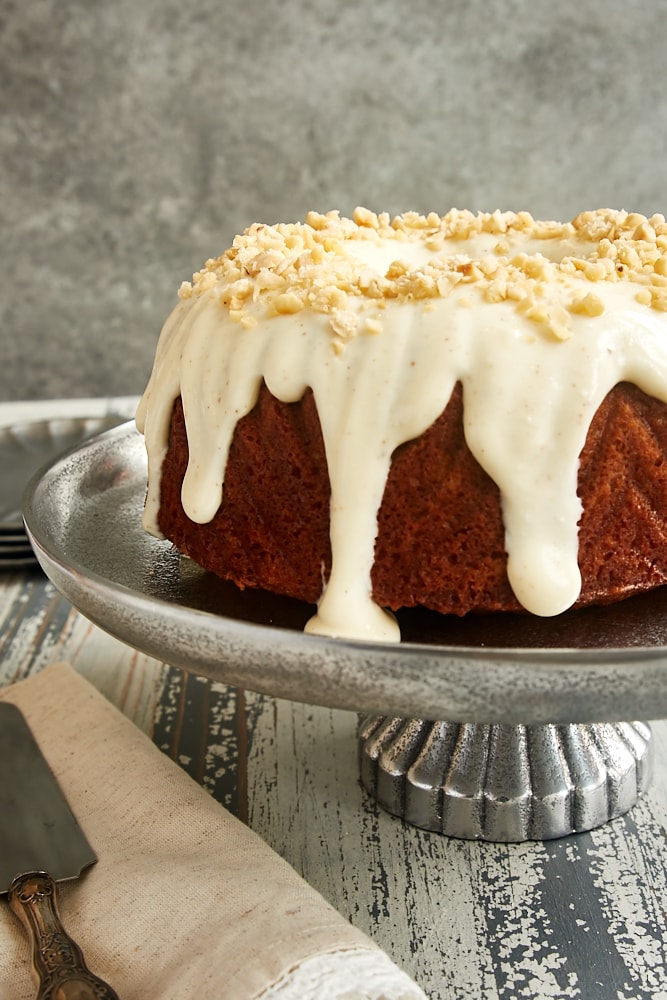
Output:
left=0, top=570, right=165, bottom=729
left=242, top=693, right=667, bottom=999
left=2, top=568, right=667, bottom=998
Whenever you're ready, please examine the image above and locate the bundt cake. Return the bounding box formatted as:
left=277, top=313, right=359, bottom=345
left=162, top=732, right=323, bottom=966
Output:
left=136, top=207, right=667, bottom=642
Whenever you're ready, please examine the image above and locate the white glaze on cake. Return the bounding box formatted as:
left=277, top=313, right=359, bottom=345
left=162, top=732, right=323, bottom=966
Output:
left=136, top=208, right=667, bottom=642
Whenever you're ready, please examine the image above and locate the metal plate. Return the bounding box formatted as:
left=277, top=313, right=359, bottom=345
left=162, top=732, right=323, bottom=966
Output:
left=0, top=416, right=125, bottom=529
left=22, top=422, right=667, bottom=724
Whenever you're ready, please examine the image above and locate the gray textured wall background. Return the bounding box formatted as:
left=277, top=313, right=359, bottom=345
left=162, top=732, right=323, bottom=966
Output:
left=1, top=0, right=666, bottom=401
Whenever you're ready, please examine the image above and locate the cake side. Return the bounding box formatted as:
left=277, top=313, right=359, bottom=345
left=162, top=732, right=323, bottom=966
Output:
left=156, top=381, right=667, bottom=618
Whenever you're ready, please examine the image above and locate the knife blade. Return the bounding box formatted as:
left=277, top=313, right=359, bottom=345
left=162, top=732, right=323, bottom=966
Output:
left=0, top=701, right=119, bottom=999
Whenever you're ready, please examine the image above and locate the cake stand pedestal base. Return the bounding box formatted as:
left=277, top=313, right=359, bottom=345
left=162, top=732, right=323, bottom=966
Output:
left=358, top=716, right=653, bottom=841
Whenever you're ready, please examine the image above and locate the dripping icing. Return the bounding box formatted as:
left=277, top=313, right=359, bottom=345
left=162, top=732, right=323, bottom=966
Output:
left=136, top=208, right=667, bottom=642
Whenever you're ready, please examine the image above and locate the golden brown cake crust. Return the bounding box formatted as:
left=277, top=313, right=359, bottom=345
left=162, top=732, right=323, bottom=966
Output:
left=157, top=381, right=667, bottom=617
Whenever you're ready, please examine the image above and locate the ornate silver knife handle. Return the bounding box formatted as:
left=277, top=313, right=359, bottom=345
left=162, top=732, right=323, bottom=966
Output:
left=8, top=871, right=120, bottom=1000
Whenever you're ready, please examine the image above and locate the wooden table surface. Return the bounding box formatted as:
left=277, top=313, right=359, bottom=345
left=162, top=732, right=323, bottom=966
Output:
left=1, top=398, right=667, bottom=1000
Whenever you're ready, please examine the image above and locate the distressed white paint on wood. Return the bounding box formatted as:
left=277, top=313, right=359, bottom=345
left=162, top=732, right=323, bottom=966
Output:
left=243, top=693, right=667, bottom=999
left=0, top=571, right=165, bottom=730
left=2, top=569, right=667, bottom=998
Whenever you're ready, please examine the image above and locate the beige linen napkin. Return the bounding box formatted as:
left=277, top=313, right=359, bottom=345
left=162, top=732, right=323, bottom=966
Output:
left=0, top=663, right=426, bottom=1000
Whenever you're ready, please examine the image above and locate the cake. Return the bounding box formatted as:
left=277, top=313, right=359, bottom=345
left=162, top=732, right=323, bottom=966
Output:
left=136, top=207, right=667, bottom=643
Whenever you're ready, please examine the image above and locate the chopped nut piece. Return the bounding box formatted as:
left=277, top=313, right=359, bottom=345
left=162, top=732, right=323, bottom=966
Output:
left=569, top=293, right=605, bottom=317
left=273, top=292, right=305, bottom=314
left=479, top=256, right=500, bottom=277
left=617, top=245, right=641, bottom=270
left=584, top=261, right=607, bottom=282
left=634, top=221, right=657, bottom=242
left=330, top=310, right=359, bottom=339
left=353, top=207, right=379, bottom=229
left=483, top=278, right=507, bottom=303
left=598, top=238, right=617, bottom=260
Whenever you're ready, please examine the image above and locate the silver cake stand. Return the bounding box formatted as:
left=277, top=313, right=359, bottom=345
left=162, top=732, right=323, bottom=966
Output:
left=22, top=423, right=667, bottom=842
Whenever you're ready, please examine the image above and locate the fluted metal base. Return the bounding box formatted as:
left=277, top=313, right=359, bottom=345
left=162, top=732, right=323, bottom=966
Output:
left=358, top=716, right=653, bottom=841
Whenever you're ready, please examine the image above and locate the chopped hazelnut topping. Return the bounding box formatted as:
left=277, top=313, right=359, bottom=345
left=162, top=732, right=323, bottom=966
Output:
left=655, top=256, right=667, bottom=277
left=272, top=292, right=305, bottom=315
left=569, top=293, right=605, bottom=317
left=330, top=310, right=359, bottom=339
left=178, top=207, right=667, bottom=336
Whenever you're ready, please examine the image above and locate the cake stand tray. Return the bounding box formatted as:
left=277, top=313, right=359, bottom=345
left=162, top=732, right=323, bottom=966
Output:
left=22, top=423, right=667, bottom=840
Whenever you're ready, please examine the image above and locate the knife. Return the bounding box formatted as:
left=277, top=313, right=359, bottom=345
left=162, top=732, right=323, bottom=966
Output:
left=0, top=702, right=119, bottom=999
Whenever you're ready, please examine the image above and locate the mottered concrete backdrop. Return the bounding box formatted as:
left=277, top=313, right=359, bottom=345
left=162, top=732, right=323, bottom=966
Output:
left=2, top=0, right=666, bottom=401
